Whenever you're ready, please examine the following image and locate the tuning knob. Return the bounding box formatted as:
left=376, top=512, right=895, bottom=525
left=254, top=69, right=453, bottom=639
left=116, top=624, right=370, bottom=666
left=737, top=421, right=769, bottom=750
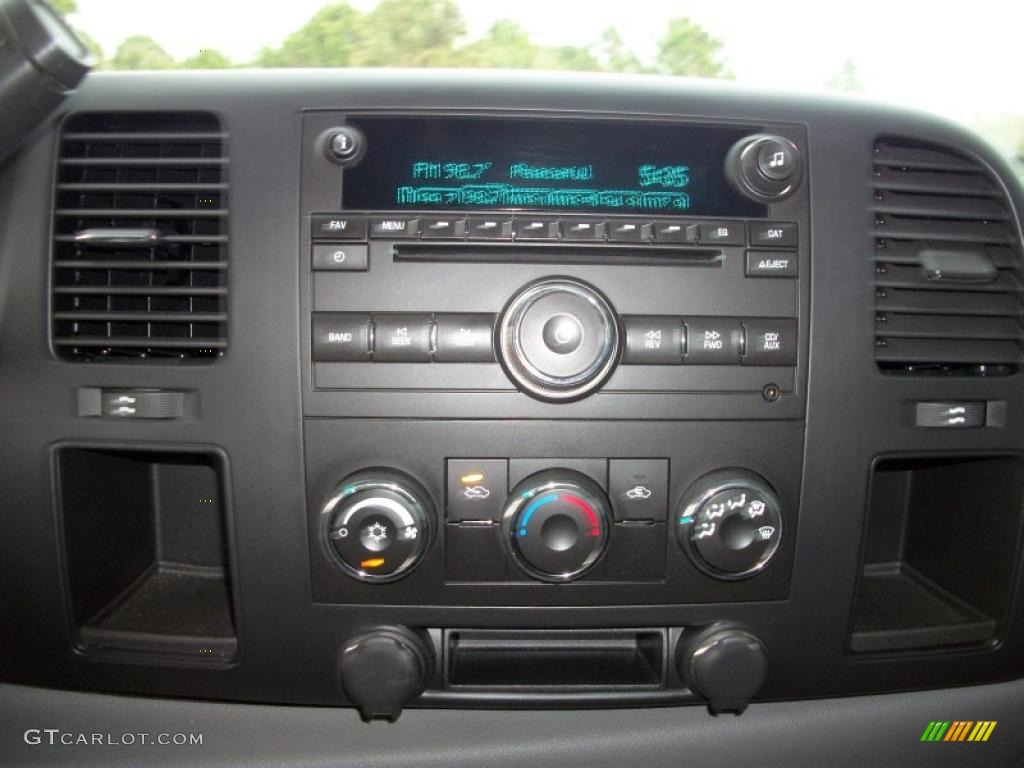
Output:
left=498, top=278, right=620, bottom=402
left=339, top=626, right=432, bottom=721
left=321, top=469, right=432, bottom=583
left=725, top=134, right=802, bottom=203
left=501, top=470, right=612, bottom=581
left=675, top=469, right=783, bottom=580
left=678, top=624, right=768, bottom=714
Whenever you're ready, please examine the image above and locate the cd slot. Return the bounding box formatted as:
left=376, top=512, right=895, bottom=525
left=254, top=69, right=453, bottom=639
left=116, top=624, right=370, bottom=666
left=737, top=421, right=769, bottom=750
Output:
left=393, top=242, right=723, bottom=267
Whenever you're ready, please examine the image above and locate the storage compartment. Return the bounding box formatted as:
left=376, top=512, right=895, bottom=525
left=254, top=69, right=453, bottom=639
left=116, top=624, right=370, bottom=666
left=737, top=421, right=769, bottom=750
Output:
left=851, top=455, right=1024, bottom=653
left=56, top=447, right=236, bottom=663
left=446, top=629, right=664, bottom=689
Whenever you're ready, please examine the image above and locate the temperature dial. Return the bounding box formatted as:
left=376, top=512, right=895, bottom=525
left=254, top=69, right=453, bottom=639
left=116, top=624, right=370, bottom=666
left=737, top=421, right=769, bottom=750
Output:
left=676, top=469, right=782, bottom=580
left=322, top=469, right=432, bottom=583
left=502, top=470, right=612, bottom=582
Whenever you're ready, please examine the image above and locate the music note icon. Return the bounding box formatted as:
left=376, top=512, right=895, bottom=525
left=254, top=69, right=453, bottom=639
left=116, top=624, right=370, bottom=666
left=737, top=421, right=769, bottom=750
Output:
left=768, top=151, right=786, bottom=168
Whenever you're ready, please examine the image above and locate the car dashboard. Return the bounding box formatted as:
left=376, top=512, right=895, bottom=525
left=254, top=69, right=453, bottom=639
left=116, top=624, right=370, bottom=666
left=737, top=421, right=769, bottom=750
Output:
left=1, top=68, right=1023, bottom=766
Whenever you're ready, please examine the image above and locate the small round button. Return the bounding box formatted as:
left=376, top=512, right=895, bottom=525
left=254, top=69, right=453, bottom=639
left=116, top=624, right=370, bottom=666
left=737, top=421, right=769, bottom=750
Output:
left=542, top=313, right=584, bottom=354
left=324, top=126, right=363, bottom=164
left=756, top=139, right=798, bottom=181
left=502, top=470, right=612, bottom=582
left=322, top=469, right=432, bottom=583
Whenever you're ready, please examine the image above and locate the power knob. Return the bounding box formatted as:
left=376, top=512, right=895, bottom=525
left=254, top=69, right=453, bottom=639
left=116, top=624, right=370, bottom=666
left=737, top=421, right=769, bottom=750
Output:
left=321, top=469, right=432, bottom=583
left=725, top=134, right=802, bottom=203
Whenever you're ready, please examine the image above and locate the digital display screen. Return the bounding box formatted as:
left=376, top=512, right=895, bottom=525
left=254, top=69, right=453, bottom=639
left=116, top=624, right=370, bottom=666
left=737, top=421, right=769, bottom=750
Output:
left=342, top=116, right=766, bottom=217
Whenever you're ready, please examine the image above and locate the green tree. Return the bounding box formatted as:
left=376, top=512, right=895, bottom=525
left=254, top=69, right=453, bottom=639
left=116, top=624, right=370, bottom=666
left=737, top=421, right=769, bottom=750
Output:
left=533, top=45, right=600, bottom=72
left=654, top=18, right=730, bottom=78
left=456, top=20, right=539, bottom=69
left=353, top=0, right=465, bottom=67
left=254, top=3, right=366, bottom=68
left=110, top=35, right=174, bottom=70
left=182, top=49, right=233, bottom=69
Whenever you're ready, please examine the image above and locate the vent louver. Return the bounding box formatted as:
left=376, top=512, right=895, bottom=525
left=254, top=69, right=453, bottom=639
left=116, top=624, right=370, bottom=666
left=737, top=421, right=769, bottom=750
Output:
left=52, top=112, right=228, bottom=362
left=872, top=138, right=1023, bottom=374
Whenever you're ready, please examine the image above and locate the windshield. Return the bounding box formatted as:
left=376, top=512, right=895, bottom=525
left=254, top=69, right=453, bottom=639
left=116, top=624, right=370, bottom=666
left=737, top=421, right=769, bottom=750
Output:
left=56, top=0, right=1023, bottom=177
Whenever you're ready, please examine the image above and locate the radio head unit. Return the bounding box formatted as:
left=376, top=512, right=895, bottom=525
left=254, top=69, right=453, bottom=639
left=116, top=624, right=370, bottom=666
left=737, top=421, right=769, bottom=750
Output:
left=301, top=109, right=808, bottom=417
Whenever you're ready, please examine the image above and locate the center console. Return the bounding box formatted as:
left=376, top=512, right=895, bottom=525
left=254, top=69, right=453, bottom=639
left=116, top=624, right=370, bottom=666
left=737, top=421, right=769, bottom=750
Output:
left=299, top=110, right=809, bottom=716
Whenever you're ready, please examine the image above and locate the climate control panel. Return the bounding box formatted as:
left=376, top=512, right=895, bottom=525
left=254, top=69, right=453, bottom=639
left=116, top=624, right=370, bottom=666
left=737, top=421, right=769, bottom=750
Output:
left=313, top=450, right=790, bottom=599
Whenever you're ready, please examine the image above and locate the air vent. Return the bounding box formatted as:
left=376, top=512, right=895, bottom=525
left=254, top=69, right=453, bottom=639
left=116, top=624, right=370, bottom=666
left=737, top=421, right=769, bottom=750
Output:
left=52, top=112, right=228, bottom=362
left=872, top=138, right=1023, bottom=374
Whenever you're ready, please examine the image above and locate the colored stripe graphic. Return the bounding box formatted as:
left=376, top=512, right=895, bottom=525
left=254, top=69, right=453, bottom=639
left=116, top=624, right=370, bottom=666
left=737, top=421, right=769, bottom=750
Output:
left=921, top=720, right=996, bottom=742
left=944, top=721, right=972, bottom=741
left=921, top=722, right=950, bottom=741
left=968, top=722, right=997, bottom=742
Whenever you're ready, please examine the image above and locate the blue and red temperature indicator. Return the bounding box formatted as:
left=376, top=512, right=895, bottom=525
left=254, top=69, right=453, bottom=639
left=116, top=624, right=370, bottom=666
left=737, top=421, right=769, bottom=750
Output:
left=518, top=491, right=602, bottom=538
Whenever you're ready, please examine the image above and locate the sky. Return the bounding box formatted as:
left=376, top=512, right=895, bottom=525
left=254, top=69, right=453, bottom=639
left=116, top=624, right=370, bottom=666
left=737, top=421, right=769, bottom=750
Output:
left=67, top=0, right=1023, bottom=154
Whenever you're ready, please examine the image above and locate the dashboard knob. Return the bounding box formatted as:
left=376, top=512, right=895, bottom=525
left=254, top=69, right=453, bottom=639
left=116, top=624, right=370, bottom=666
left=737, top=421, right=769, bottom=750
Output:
left=675, top=469, right=783, bottom=579
left=501, top=470, right=612, bottom=581
left=678, top=624, right=768, bottom=714
left=338, top=626, right=432, bottom=721
left=498, top=278, right=620, bottom=402
left=321, top=469, right=432, bottom=583
left=724, top=134, right=802, bottom=203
